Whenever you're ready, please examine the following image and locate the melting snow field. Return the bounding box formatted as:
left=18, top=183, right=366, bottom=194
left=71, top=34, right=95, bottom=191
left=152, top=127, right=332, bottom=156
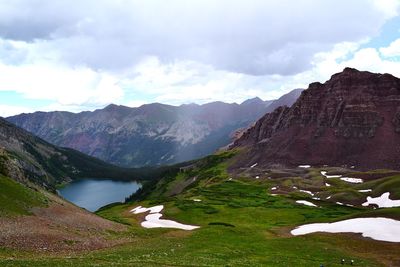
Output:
left=296, top=200, right=317, bottom=207
left=362, top=192, right=400, bottom=208
left=131, top=205, right=200, bottom=230
left=291, top=217, right=400, bottom=242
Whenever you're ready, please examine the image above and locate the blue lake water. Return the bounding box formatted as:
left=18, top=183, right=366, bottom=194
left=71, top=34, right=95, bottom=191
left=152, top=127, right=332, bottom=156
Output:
left=58, top=179, right=141, bottom=212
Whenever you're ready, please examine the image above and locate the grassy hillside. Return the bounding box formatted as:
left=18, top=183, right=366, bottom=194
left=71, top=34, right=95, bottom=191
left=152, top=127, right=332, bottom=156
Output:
left=0, top=118, right=183, bottom=191
left=0, top=175, right=47, bottom=216
left=1, top=151, right=399, bottom=266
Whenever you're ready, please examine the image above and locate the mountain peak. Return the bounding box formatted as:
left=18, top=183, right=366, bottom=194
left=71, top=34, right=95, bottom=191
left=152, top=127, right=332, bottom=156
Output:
left=232, top=69, right=400, bottom=170
left=241, top=97, right=263, bottom=105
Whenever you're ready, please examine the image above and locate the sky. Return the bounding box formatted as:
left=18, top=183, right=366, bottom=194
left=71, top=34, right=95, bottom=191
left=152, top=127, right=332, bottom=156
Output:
left=0, top=0, right=400, bottom=117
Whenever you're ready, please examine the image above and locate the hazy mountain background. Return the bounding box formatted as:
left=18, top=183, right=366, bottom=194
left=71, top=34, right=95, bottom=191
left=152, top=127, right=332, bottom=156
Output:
left=7, top=89, right=302, bottom=167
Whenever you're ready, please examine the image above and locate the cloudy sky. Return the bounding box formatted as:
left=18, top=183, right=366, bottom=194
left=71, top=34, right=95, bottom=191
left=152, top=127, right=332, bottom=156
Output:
left=0, top=0, right=400, bottom=116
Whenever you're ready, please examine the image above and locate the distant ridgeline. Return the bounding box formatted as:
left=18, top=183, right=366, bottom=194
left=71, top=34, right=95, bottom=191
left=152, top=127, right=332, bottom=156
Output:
left=7, top=90, right=302, bottom=167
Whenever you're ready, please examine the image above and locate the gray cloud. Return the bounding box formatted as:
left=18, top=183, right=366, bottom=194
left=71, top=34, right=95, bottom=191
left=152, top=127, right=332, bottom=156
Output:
left=0, top=0, right=394, bottom=75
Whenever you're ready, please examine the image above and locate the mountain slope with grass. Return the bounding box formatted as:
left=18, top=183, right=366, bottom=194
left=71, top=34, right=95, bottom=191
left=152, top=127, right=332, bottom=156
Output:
left=92, top=152, right=400, bottom=266
left=0, top=117, right=167, bottom=190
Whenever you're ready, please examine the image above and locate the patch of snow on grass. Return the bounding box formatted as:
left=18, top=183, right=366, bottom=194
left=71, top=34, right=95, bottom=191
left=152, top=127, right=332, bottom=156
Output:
left=320, top=171, right=342, bottom=179
left=250, top=163, right=258, bottom=168
left=271, top=187, right=278, bottom=190
left=291, top=217, right=400, bottom=242
left=326, top=196, right=332, bottom=200
left=131, top=205, right=200, bottom=230
left=142, top=213, right=200, bottom=230
left=299, top=190, right=314, bottom=196
left=358, top=189, right=372, bottom=193
left=325, top=183, right=331, bottom=187
left=296, top=200, right=317, bottom=207
left=298, top=165, right=311, bottom=168
left=131, top=205, right=163, bottom=214
left=340, top=177, right=363, bottom=183
left=193, top=199, right=202, bottom=202
left=255, top=176, right=260, bottom=179
left=362, top=192, right=400, bottom=208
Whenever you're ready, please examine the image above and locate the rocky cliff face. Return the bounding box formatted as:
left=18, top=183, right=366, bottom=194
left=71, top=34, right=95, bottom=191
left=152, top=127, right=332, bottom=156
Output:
left=8, top=92, right=302, bottom=167
left=232, top=68, right=400, bottom=170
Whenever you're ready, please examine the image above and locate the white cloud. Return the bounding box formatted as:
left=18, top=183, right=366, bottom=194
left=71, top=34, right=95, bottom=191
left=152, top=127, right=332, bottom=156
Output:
left=0, top=0, right=399, bottom=116
left=0, top=0, right=398, bottom=75
left=0, top=62, right=124, bottom=106
left=0, top=104, right=33, bottom=117
left=380, top=38, right=400, bottom=57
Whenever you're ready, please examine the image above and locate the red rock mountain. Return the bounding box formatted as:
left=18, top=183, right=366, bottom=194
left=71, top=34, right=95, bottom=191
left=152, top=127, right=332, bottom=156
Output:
left=232, top=68, right=400, bottom=170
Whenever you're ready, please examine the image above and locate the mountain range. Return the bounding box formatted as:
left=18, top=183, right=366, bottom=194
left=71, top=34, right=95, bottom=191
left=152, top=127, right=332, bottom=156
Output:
left=7, top=89, right=302, bottom=167
left=232, top=68, right=400, bottom=170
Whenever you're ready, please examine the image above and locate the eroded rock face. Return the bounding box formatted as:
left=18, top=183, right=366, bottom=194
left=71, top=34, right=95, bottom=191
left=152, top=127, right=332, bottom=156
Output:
left=233, top=68, right=400, bottom=170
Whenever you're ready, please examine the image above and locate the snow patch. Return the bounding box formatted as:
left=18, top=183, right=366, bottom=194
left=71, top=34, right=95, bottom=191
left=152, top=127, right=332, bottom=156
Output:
left=271, top=187, right=278, bottom=190
left=131, top=205, right=163, bottom=214
left=255, top=176, right=260, bottom=179
left=325, top=183, right=331, bottom=187
left=358, top=189, right=372, bottom=193
left=193, top=199, right=202, bottom=202
left=299, top=190, right=314, bottom=196
left=298, top=165, right=311, bottom=168
left=362, top=192, right=400, bottom=208
left=321, top=171, right=342, bottom=179
left=291, top=217, right=400, bottom=242
left=142, top=213, right=200, bottom=230
left=340, top=177, right=363, bottom=183
left=250, top=163, right=258, bottom=168
left=131, top=205, right=200, bottom=230
left=296, top=200, right=317, bottom=207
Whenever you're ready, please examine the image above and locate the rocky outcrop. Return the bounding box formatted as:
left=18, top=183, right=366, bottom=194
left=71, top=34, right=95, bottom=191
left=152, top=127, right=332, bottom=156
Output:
left=232, top=68, right=400, bottom=170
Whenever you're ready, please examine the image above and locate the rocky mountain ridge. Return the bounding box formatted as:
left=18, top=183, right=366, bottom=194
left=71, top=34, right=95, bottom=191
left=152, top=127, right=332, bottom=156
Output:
left=232, top=68, right=400, bottom=170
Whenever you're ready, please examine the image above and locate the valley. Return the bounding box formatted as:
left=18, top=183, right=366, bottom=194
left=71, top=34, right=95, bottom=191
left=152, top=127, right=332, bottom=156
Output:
left=2, top=2, right=400, bottom=266
left=1, top=68, right=400, bottom=266
left=1, top=151, right=399, bottom=266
